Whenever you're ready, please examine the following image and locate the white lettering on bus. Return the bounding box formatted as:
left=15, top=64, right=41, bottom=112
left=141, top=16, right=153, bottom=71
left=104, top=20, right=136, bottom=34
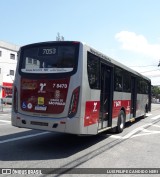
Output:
left=49, top=98, right=65, bottom=106
left=53, top=84, right=68, bottom=89
left=93, top=102, right=97, bottom=112
left=49, top=101, right=65, bottom=106
left=114, top=101, right=121, bottom=107
left=38, top=83, right=46, bottom=93
left=90, top=48, right=111, bottom=62
left=43, top=48, right=56, bottom=55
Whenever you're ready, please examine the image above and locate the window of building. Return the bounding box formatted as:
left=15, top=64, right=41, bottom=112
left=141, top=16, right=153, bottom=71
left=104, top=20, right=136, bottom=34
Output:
left=27, top=58, right=32, bottom=64
left=10, top=53, right=15, bottom=60
left=0, top=51, right=2, bottom=57
left=10, top=70, right=14, bottom=76
left=33, top=59, right=37, bottom=65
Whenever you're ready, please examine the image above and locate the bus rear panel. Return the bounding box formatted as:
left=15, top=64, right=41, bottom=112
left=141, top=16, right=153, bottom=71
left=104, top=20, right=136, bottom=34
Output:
left=12, top=41, right=85, bottom=134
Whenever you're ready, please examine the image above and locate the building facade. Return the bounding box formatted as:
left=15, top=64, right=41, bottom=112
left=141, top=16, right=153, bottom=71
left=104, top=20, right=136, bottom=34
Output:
left=0, top=41, right=20, bottom=98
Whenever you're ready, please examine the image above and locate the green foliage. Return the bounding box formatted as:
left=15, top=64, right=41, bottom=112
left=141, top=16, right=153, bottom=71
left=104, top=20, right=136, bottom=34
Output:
left=152, top=86, right=160, bottom=97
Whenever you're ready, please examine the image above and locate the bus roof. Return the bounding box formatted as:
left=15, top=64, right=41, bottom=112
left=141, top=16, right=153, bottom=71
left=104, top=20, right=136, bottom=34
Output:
left=83, top=42, right=151, bottom=82
left=20, top=41, right=151, bottom=82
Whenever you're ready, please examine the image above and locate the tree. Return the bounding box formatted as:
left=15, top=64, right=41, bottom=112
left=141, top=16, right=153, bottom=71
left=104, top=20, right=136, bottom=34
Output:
left=152, top=86, right=160, bottom=98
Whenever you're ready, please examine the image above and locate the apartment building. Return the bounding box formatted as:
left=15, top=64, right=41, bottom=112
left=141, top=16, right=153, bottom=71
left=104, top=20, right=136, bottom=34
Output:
left=0, top=41, right=20, bottom=98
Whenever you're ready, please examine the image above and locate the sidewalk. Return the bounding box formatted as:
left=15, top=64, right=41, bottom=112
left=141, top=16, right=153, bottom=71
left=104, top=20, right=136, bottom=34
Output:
left=0, top=104, right=12, bottom=114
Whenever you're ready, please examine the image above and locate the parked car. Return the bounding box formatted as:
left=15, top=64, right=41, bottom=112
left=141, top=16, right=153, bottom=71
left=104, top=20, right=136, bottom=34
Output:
left=2, top=95, right=12, bottom=104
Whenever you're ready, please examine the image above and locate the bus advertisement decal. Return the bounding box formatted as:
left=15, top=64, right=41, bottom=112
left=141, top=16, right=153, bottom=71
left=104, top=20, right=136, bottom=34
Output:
left=84, top=101, right=100, bottom=127
left=21, top=78, right=70, bottom=114
left=112, top=100, right=131, bottom=118
left=38, top=97, right=44, bottom=105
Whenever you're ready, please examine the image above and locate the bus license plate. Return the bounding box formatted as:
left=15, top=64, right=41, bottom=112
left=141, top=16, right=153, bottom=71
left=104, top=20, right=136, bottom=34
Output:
left=35, top=106, right=47, bottom=111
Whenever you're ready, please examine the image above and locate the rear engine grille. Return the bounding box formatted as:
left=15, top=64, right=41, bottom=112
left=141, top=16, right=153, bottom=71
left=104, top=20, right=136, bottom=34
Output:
left=30, top=121, right=48, bottom=126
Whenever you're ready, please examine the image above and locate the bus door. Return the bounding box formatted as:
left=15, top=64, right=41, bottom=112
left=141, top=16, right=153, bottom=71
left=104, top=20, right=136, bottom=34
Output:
left=131, top=77, right=137, bottom=117
left=99, top=64, right=113, bottom=129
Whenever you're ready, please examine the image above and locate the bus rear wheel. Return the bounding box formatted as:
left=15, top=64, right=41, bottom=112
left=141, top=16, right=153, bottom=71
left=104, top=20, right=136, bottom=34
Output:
left=116, top=110, right=125, bottom=133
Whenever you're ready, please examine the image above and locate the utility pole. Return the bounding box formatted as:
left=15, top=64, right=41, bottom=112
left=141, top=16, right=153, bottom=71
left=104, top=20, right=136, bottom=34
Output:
left=56, top=32, right=64, bottom=41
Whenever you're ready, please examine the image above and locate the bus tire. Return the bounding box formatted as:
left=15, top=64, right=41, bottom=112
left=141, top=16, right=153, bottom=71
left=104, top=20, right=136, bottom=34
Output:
left=116, top=110, right=125, bottom=133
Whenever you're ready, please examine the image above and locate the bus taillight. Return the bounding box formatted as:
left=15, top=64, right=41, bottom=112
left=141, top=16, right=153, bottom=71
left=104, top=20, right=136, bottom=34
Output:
left=68, top=87, right=80, bottom=118
left=13, top=86, right=18, bottom=113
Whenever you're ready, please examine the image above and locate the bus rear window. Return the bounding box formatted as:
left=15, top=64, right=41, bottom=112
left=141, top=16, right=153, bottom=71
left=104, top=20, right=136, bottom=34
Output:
left=20, top=45, right=78, bottom=74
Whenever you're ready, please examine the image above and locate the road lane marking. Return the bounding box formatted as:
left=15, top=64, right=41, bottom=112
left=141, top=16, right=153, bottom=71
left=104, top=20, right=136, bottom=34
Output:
left=132, top=129, right=160, bottom=138
left=0, top=132, right=50, bottom=144
left=152, top=124, right=160, bottom=128
left=0, top=120, right=11, bottom=125
left=151, top=115, right=160, bottom=120
left=0, top=113, right=9, bottom=115
left=110, top=135, right=122, bottom=139
left=111, top=114, right=160, bottom=140
left=146, top=113, right=152, bottom=116
left=123, top=114, right=160, bottom=139
left=110, top=123, right=160, bottom=140
left=0, top=120, right=11, bottom=123
left=122, top=125, right=150, bottom=139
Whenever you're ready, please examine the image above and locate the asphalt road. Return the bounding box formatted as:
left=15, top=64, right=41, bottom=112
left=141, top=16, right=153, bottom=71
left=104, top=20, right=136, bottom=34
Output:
left=0, top=104, right=160, bottom=177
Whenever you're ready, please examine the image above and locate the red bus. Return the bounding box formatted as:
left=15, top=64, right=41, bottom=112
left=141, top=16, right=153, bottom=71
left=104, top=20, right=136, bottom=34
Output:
left=12, top=41, right=151, bottom=135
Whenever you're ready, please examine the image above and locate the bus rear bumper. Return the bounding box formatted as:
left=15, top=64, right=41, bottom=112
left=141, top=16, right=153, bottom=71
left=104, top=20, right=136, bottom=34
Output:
left=11, top=112, right=81, bottom=134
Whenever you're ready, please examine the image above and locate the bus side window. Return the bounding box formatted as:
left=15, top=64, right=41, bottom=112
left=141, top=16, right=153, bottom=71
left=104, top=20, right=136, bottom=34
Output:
left=114, top=67, right=123, bottom=92
left=87, top=52, right=100, bottom=89
left=123, top=72, right=131, bottom=92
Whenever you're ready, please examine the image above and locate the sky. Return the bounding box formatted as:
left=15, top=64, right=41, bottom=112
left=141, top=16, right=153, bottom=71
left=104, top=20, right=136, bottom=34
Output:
left=1, top=0, right=160, bottom=85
